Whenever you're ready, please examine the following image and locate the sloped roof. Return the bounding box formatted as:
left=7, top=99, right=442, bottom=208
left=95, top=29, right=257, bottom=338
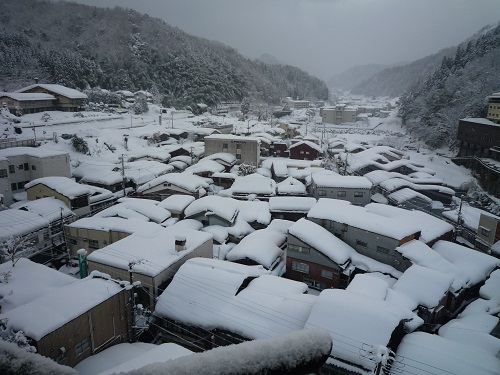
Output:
left=16, top=84, right=87, bottom=99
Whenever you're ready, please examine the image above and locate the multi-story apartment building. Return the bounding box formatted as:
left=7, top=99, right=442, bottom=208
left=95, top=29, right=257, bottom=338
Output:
left=321, top=104, right=357, bottom=125
left=0, top=147, right=71, bottom=206
left=487, top=92, right=500, bottom=124
left=204, top=134, right=260, bottom=166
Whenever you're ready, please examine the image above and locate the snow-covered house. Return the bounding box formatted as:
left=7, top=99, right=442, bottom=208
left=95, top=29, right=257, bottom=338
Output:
left=269, top=196, right=316, bottom=221
left=289, top=140, right=323, bottom=161
left=65, top=198, right=169, bottom=256
left=287, top=218, right=354, bottom=290
left=136, top=172, right=209, bottom=200
left=392, top=332, right=500, bottom=375
left=305, top=288, right=419, bottom=375
left=378, top=178, right=455, bottom=205
left=364, top=203, right=454, bottom=246
left=87, top=226, right=213, bottom=307
left=184, top=195, right=239, bottom=227
left=25, top=176, right=92, bottom=216
left=219, top=173, right=276, bottom=200
left=73, top=163, right=126, bottom=194
left=0, top=272, right=133, bottom=367
left=0, top=147, right=71, bottom=206
left=432, top=241, right=500, bottom=305
left=224, top=228, right=286, bottom=274
left=155, top=258, right=317, bottom=350
left=0, top=258, right=76, bottom=313
left=15, top=83, right=87, bottom=112
left=0, top=92, right=56, bottom=115
left=276, top=176, right=307, bottom=196
left=157, top=194, right=195, bottom=219
left=307, top=199, right=421, bottom=272
left=202, top=152, right=238, bottom=171
left=390, top=264, right=454, bottom=326
left=184, top=158, right=225, bottom=178
left=308, top=173, right=372, bottom=205
left=386, top=187, right=433, bottom=212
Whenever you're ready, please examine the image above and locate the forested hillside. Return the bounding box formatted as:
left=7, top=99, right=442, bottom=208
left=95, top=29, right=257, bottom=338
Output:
left=0, top=0, right=328, bottom=108
left=399, top=24, right=500, bottom=148
left=350, top=47, right=456, bottom=97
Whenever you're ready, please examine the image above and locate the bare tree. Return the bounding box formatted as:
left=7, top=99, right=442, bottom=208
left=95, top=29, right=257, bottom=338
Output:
left=0, top=235, right=37, bottom=266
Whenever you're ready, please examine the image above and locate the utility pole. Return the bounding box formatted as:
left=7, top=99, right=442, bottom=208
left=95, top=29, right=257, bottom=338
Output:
left=128, top=261, right=137, bottom=343
left=171, top=111, right=174, bottom=128
left=120, top=154, right=126, bottom=197
left=454, top=197, right=464, bottom=241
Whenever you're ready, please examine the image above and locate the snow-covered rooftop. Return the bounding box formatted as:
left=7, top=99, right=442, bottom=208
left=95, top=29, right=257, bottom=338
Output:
left=87, top=226, right=212, bottom=277
left=305, top=288, right=416, bottom=372
left=0, top=258, right=76, bottom=313
left=0, top=92, right=55, bottom=101
left=16, top=84, right=88, bottom=99
left=432, top=241, right=500, bottom=286
left=24, top=176, right=91, bottom=199
left=269, top=196, right=316, bottom=212
left=155, top=258, right=316, bottom=340
left=0, top=209, right=49, bottom=238
left=225, top=228, right=285, bottom=270
left=393, top=332, right=500, bottom=375
left=157, top=194, right=195, bottom=213
left=311, top=173, right=372, bottom=189
left=2, top=272, right=125, bottom=340
left=136, top=172, right=209, bottom=194
left=9, top=197, right=74, bottom=222
left=307, top=199, right=420, bottom=240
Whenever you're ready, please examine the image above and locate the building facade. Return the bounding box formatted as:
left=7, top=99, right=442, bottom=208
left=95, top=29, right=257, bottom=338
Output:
left=204, top=134, right=260, bottom=166
left=0, top=148, right=71, bottom=206
left=487, top=92, right=500, bottom=124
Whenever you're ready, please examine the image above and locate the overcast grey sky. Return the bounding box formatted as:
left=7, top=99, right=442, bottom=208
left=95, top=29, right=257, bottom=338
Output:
left=69, top=0, right=500, bottom=80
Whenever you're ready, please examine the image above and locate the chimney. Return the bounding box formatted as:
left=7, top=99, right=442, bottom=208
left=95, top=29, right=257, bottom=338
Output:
left=175, top=235, right=186, bottom=251
left=34, top=77, right=39, bottom=84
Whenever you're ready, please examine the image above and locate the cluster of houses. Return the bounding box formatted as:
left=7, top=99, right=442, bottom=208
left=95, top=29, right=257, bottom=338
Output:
left=1, top=85, right=500, bottom=373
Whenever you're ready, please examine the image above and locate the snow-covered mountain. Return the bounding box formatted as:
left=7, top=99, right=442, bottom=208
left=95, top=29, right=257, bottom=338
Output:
left=0, top=0, right=328, bottom=107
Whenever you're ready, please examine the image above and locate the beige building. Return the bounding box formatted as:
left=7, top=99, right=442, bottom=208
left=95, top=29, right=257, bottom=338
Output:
left=204, top=134, right=261, bottom=166
left=25, top=176, right=91, bottom=216
left=0, top=92, right=55, bottom=115
left=65, top=217, right=162, bottom=257
left=0, top=148, right=71, bottom=206
left=475, top=213, right=500, bottom=253
left=16, top=83, right=87, bottom=112
left=87, top=226, right=213, bottom=308
left=487, top=92, right=500, bottom=124
left=321, top=104, right=358, bottom=125
left=286, top=99, right=310, bottom=109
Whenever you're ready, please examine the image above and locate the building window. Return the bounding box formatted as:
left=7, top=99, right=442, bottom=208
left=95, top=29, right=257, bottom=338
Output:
left=88, top=239, right=99, bottom=249
left=69, top=238, right=77, bottom=245
left=317, top=189, right=326, bottom=196
left=356, top=239, right=367, bottom=247
left=354, top=191, right=364, bottom=197
left=18, top=164, right=23, bottom=170
left=321, top=269, right=333, bottom=279
left=75, top=338, right=91, bottom=356
left=236, top=154, right=241, bottom=160
left=291, top=261, right=309, bottom=274
left=376, top=246, right=390, bottom=254
left=0, top=169, right=7, bottom=178
left=23, top=163, right=29, bottom=170
left=8, top=165, right=15, bottom=174
left=479, top=226, right=490, bottom=236
left=17, top=181, right=27, bottom=189
left=32, top=165, right=36, bottom=170
left=337, top=191, right=346, bottom=198
left=288, top=244, right=310, bottom=254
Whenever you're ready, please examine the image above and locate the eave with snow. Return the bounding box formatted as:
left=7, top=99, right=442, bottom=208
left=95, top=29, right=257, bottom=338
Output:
left=15, top=83, right=87, bottom=112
